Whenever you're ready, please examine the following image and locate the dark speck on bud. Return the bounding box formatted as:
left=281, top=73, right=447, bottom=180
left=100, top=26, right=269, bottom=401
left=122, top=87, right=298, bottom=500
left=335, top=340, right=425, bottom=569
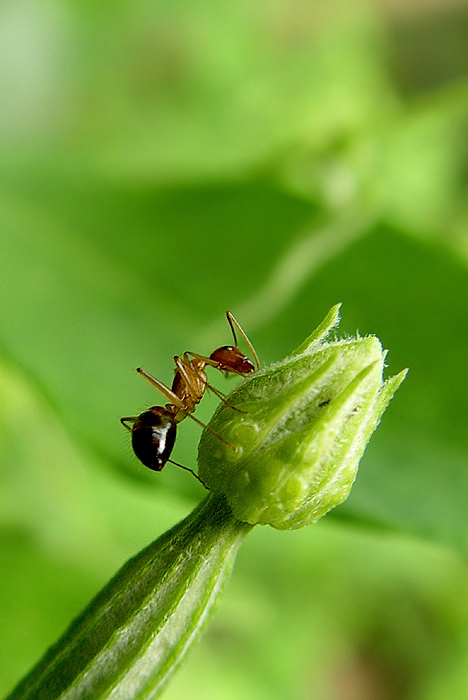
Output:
left=198, top=305, right=407, bottom=529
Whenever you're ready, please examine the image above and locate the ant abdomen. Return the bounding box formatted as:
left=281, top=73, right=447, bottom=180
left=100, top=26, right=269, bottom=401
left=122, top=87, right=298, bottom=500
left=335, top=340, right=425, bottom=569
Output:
left=130, top=407, right=177, bottom=472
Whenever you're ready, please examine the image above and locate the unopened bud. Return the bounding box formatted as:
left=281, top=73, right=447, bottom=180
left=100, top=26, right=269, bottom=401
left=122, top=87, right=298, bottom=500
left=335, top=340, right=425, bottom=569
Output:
left=198, top=305, right=407, bottom=529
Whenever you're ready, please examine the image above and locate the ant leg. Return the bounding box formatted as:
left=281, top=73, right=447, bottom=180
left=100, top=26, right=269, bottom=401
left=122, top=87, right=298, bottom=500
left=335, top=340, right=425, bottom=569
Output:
left=206, top=383, right=247, bottom=414
left=183, top=353, right=247, bottom=412
left=180, top=410, right=237, bottom=450
left=137, top=368, right=236, bottom=450
left=186, top=352, right=243, bottom=375
left=121, top=417, right=136, bottom=431
left=186, top=351, right=255, bottom=378
left=175, top=353, right=246, bottom=414
left=137, top=368, right=189, bottom=413
left=168, top=459, right=208, bottom=489
left=174, top=354, right=205, bottom=404
left=226, top=311, right=260, bottom=370
left=184, top=351, right=219, bottom=368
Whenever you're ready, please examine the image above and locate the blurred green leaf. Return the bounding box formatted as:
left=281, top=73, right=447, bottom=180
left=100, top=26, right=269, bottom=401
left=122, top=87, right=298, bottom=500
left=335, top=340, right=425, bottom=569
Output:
left=0, top=531, right=99, bottom=698
left=0, top=0, right=393, bottom=181
left=256, top=226, right=468, bottom=552
left=163, top=522, right=468, bottom=700
left=0, top=175, right=316, bottom=476
left=2, top=173, right=468, bottom=552
left=2, top=0, right=468, bottom=697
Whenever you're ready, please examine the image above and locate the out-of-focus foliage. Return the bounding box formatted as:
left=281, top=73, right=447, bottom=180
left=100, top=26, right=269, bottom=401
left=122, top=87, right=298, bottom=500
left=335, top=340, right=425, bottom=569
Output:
left=1, top=0, right=468, bottom=698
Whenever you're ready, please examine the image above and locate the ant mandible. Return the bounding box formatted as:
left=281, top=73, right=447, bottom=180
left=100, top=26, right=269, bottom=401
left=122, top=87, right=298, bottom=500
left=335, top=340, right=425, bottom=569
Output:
left=121, top=311, right=259, bottom=485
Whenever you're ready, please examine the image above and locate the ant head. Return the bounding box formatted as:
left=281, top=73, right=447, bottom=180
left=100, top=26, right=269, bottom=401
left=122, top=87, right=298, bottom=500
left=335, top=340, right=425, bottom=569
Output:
left=131, top=407, right=177, bottom=472
left=209, top=345, right=256, bottom=375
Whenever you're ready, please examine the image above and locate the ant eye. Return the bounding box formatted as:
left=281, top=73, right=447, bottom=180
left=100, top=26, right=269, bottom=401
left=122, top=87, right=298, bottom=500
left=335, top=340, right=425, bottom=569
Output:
left=240, top=358, right=255, bottom=373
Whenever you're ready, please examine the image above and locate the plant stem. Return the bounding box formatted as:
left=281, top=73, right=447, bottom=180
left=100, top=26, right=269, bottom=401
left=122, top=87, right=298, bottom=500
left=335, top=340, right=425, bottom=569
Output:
left=7, top=494, right=252, bottom=700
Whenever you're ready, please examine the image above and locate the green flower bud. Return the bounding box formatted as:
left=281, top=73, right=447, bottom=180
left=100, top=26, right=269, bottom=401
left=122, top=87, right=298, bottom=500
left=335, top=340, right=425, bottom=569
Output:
left=198, top=305, right=407, bottom=530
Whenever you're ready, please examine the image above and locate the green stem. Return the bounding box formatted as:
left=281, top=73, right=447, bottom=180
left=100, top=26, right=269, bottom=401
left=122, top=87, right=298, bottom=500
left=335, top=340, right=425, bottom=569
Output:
left=7, top=494, right=252, bottom=700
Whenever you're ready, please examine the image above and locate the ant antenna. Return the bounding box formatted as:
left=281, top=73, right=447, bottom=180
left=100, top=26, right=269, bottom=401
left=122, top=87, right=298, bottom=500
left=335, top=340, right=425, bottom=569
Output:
left=226, top=311, right=260, bottom=370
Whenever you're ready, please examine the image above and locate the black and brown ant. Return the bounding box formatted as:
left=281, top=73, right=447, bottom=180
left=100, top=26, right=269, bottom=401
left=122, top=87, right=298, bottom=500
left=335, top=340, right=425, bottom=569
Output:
left=121, top=311, right=259, bottom=486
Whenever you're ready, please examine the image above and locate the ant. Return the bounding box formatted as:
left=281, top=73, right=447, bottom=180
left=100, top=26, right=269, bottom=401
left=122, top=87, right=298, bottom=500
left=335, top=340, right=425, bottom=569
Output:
left=121, top=311, right=259, bottom=486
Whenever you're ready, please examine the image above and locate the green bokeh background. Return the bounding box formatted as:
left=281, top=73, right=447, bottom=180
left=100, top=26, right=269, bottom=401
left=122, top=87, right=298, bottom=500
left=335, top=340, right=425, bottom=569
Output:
left=2, top=0, right=468, bottom=698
